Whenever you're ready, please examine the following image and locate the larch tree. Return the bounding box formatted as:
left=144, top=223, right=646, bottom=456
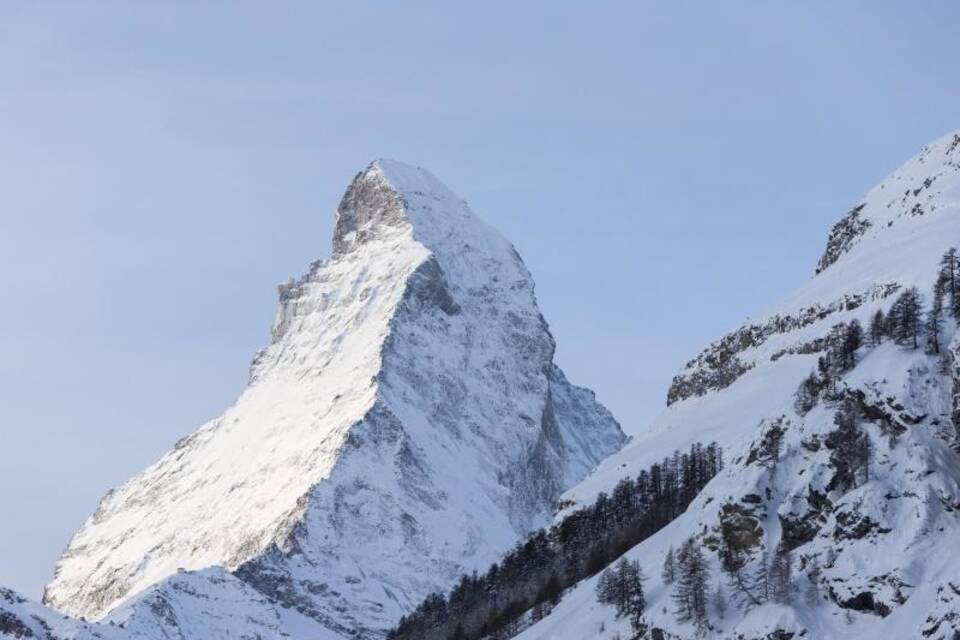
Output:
left=673, top=538, right=710, bottom=631
left=887, top=287, right=923, bottom=349
left=662, top=546, right=677, bottom=585
left=939, top=248, right=960, bottom=318
left=868, top=309, right=886, bottom=346
left=926, top=279, right=946, bottom=355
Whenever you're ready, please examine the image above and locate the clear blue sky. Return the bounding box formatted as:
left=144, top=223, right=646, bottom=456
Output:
left=2, top=2, right=958, bottom=600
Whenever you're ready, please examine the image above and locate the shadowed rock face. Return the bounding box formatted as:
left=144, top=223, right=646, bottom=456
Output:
left=42, top=159, right=625, bottom=638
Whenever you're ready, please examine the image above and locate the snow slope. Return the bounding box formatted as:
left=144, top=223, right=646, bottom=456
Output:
left=2, top=569, right=339, bottom=640
left=35, top=160, right=624, bottom=638
left=519, top=130, right=960, bottom=639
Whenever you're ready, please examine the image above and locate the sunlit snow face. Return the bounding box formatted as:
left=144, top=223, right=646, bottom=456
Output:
left=42, top=160, right=624, bottom=638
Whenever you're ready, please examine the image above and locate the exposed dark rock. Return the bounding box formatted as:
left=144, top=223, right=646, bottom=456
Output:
left=837, top=590, right=891, bottom=617
left=402, top=257, right=461, bottom=316
left=816, top=203, right=870, bottom=275
left=848, top=388, right=909, bottom=436
left=667, top=355, right=752, bottom=406
left=779, top=507, right=822, bottom=553
left=720, top=502, right=763, bottom=567
left=746, top=417, right=788, bottom=467
left=833, top=511, right=891, bottom=541
left=667, top=284, right=899, bottom=405
left=333, top=167, right=407, bottom=256
left=0, top=611, right=34, bottom=638
left=800, top=434, right=822, bottom=452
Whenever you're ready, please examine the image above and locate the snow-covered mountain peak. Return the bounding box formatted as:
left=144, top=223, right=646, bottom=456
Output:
left=813, top=129, right=960, bottom=279
left=41, top=160, right=624, bottom=638
left=332, top=159, right=496, bottom=259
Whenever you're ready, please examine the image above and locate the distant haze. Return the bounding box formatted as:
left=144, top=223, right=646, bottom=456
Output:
left=1, top=1, right=959, bottom=600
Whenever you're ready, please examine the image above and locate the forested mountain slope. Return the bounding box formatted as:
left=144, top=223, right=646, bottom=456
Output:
left=508, top=130, right=960, bottom=639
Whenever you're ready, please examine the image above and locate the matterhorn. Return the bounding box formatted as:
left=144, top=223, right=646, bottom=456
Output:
left=2, top=160, right=624, bottom=639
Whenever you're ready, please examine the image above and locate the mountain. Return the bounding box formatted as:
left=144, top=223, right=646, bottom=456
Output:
left=10, top=130, right=960, bottom=640
left=24, top=160, right=624, bottom=639
left=2, top=570, right=327, bottom=640
left=511, top=131, right=960, bottom=639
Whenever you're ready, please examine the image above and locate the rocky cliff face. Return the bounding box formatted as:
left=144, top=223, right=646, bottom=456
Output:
left=521, top=130, right=960, bottom=639
left=36, top=160, right=624, bottom=638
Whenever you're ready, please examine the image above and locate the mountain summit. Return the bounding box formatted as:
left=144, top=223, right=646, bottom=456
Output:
left=39, top=160, right=625, bottom=637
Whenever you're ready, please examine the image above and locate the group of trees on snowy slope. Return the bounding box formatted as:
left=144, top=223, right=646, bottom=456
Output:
left=388, top=442, right=722, bottom=640
left=717, top=537, right=799, bottom=609
left=595, top=527, right=796, bottom=637
left=594, top=536, right=717, bottom=637
left=596, top=557, right=647, bottom=632
left=796, top=247, right=960, bottom=415
left=623, top=509, right=814, bottom=636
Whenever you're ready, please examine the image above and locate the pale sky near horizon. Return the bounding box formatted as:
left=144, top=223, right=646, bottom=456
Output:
left=2, top=2, right=959, bottom=600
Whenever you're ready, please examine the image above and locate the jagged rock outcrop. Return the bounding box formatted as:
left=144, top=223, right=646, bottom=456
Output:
left=815, top=204, right=871, bottom=275
left=37, top=160, right=624, bottom=638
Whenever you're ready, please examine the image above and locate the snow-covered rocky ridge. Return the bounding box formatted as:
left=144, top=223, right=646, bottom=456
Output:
left=2, top=570, right=332, bottom=640
left=31, top=160, right=624, bottom=638
left=516, top=130, right=960, bottom=639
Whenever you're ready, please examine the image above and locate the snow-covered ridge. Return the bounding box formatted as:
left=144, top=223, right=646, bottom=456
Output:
left=817, top=131, right=960, bottom=274
left=39, top=160, right=625, bottom=638
left=2, top=569, right=337, bottom=640
left=519, top=129, right=960, bottom=639
left=568, top=128, right=960, bottom=517
left=668, top=130, right=960, bottom=405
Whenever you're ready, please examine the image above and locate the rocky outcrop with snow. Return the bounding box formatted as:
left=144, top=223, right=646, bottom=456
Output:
left=33, top=160, right=624, bottom=638
left=521, top=130, right=960, bottom=639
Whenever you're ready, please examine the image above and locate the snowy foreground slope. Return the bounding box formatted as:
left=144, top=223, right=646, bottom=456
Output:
left=3, top=160, right=623, bottom=639
left=517, top=131, right=960, bottom=639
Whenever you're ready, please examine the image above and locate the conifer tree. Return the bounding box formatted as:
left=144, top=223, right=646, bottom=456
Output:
left=794, top=371, right=822, bottom=415
left=940, top=248, right=960, bottom=318
left=826, top=399, right=871, bottom=491
left=887, top=287, right=923, bottom=349
left=754, top=419, right=785, bottom=469
left=662, top=546, right=677, bottom=585
left=825, top=323, right=850, bottom=376
left=817, top=354, right=840, bottom=402
left=596, top=567, right=617, bottom=605
left=926, top=281, right=945, bottom=355
left=597, top=558, right=646, bottom=626
left=618, top=558, right=646, bottom=630
left=672, top=538, right=710, bottom=630
left=868, top=309, right=886, bottom=346
left=843, top=320, right=863, bottom=370
left=926, top=305, right=943, bottom=355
